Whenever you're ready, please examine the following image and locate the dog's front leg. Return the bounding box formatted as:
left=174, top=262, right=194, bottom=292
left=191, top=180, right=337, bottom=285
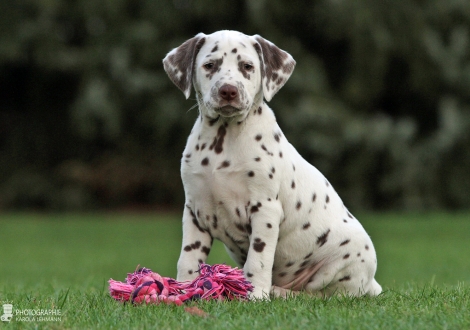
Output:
left=176, top=204, right=213, bottom=282
left=244, top=200, right=282, bottom=300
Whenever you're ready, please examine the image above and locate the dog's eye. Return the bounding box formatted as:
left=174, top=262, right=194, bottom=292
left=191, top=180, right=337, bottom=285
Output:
left=244, top=63, right=254, bottom=71
left=203, top=62, right=214, bottom=70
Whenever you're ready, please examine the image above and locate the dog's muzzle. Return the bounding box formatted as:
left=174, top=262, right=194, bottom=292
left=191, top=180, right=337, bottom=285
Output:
left=219, top=84, right=238, bottom=102
left=215, top=84, right=243, bottom=117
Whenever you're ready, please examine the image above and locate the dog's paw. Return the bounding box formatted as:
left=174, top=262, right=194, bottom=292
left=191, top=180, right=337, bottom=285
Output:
left=271, top=285, right=300, bottom=299
left=176, top=270, right=199, bottom=283
left=249, top=287, right=271, bottom=301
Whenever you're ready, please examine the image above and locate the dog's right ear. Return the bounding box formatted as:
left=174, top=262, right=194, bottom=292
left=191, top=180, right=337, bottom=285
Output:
left=163, top=33, right=206, bottom=99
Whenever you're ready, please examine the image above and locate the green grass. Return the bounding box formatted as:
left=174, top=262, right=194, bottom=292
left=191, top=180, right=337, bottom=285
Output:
left=0, top=212, right=469, bottom=329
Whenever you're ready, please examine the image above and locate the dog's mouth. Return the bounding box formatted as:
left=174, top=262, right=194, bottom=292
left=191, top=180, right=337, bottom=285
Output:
left=215, top=105, right=241, bottom=117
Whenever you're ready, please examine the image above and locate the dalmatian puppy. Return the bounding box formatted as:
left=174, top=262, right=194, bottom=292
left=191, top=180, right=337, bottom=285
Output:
left=163, top=30, right=382, bottom=299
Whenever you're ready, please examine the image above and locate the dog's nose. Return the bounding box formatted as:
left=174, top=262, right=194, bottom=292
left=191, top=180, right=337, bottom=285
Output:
left=219, top=84, right=238, bottom=101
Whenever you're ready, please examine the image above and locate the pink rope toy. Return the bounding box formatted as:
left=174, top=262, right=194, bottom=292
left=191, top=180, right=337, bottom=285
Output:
left=109, top=264, right=253, bottom=305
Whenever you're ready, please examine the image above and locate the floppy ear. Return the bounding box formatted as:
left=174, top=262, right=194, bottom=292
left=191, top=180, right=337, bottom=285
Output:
left=253, top=35, right=296, bottom=102
left=163, top=33, right=206, bottom=99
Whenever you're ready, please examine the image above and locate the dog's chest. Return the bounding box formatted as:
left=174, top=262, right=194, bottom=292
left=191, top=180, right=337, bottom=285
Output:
left=182, top=121, right=250, bottom=203
left=181, top=113, right=283, bottom=243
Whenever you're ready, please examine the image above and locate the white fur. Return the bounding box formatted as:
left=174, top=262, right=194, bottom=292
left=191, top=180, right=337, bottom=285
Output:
left=163, top=30, right=382, bottom=299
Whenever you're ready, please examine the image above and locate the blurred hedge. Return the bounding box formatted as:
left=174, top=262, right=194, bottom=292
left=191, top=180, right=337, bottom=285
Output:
left=0, top=0, right=469, bottom=211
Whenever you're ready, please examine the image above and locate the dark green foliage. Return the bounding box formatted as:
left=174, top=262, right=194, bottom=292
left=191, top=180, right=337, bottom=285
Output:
left=0, top=0, right=469, bottom=210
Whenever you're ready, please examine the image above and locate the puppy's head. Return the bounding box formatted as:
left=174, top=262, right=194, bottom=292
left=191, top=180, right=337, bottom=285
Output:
left=163, top=30, right=295, bottom=119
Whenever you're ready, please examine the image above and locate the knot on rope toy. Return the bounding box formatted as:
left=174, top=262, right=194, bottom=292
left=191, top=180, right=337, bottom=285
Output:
left=109, top=264, right=253, bottom=305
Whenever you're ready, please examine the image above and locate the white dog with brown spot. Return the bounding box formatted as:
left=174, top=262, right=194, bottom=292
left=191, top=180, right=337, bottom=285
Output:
left=163, top=30, right=382, bottom=299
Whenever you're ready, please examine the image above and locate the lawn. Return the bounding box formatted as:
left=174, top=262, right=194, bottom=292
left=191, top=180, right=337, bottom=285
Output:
left=0, top=212, right=469, bottom=329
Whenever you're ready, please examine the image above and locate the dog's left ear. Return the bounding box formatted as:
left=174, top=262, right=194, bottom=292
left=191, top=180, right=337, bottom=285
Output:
left=253, top=35, right=296, bottom=102
left=163, top=33, right=206, bottom=99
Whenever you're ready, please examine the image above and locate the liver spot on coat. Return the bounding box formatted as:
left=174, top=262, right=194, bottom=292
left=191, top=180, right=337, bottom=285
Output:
left=253, top=238, right=266, bottom=252
left=317, top=229, right=330, bottom=247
